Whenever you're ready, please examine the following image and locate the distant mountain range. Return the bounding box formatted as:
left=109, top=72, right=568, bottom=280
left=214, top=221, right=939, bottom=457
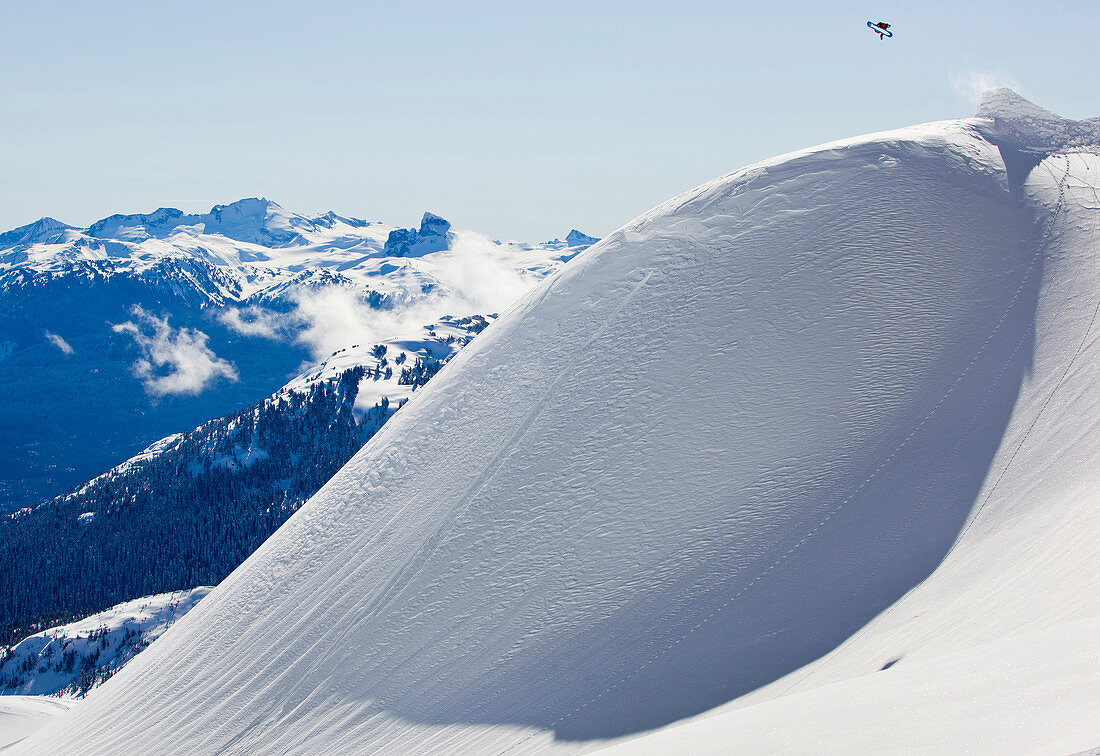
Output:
left=0, top=200, right=597, bottom=511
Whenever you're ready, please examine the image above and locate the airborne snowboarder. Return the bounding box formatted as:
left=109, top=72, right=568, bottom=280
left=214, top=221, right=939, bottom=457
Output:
left=867, top=20, right=893, bottom=39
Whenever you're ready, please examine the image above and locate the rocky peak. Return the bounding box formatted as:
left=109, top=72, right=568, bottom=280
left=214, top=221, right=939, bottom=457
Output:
left=565, top=229, right=599, bottom=247
left=384, top=212, right=453, bottom=257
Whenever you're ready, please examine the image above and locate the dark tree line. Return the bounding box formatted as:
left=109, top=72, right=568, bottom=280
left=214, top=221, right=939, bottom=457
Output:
left=398, top=357, right=444, bottom=388
left=0, top=366, right=400, bottom=646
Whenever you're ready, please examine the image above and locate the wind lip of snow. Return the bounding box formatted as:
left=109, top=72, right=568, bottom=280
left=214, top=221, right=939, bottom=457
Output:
left=591, top=116, right=1007, bottom=258
left=975, top=88, right=1100, bottom=153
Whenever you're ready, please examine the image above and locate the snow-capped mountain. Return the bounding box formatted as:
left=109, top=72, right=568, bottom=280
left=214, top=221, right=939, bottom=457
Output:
left=0, top=218, right=77, bottom=249
left=17, top=91, right=1100, bottom=754
left=0, top=588, right=210, bottom=697
left=83, top=199, right=344, bottom=248
left=0, top=200, right=583, bottom=298
left=0, top=204, right=596, bottom=511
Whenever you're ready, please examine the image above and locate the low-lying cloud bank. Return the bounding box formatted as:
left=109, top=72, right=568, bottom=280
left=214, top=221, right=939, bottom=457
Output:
left=221, top=230, right=543, bottom=360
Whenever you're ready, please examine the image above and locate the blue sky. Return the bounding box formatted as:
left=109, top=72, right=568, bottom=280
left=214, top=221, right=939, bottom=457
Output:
left=2, top=1, right=1096, bottom=240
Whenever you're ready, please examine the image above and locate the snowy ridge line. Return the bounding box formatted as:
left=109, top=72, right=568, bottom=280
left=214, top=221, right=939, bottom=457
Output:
left=0, top=588, right=211, bottom=698
left=770, top=152, right=1088, bottom=700
left=500, top=149, right=1068, bottom=756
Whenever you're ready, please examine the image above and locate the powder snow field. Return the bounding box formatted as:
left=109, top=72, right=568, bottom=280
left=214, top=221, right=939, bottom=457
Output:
left=0, top=697, right=72, bottom=751
left=17, top=91, right=1099, bottom=754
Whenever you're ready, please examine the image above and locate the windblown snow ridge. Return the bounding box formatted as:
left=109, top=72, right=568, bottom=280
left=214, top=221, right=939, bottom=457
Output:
left=977, top=87, right=1100, bottom=153
left=18, top=93, right=1099, bottom=755
left=976, top=88, right=1099, bottom=189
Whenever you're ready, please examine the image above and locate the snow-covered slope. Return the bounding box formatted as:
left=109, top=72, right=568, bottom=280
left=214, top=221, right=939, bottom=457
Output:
left=598, top=139, right=1100, bottom=755
left=1, top=310, right=505, bottom=654
left=20, top=92, right=1099, bottom=754
left=0, top=588, right=210, bottom=698
left=0, top=697, right=72, bottom=751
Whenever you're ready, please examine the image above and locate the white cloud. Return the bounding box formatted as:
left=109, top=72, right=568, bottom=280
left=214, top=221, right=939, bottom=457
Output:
left=112, top=306, right=238, bottom=397
left=289, top=287, right=391, bottom=359
left=434, top=231, right=539, bottom=313
left=219, top=287, right=409, bottom=362
left=219, top=231, right=543, bottom=361
left=949, top=69, right=1022, bottom=104
left=218, top=306, right=284, bottom=338
left=45, top=330, right=74, bottom=355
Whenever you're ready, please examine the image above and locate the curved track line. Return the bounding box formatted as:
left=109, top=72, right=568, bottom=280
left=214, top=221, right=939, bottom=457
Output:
left=777, top=155, right=1092, bottom=697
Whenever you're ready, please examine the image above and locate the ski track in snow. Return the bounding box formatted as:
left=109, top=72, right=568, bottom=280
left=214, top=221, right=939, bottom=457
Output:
left=767, top=153, right=1086, bottom=700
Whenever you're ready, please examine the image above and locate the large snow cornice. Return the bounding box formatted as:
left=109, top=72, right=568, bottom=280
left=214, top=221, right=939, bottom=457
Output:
left=22, top=100, right=1100, bottom=754
left=976, top=88, right=1099, bottom=153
